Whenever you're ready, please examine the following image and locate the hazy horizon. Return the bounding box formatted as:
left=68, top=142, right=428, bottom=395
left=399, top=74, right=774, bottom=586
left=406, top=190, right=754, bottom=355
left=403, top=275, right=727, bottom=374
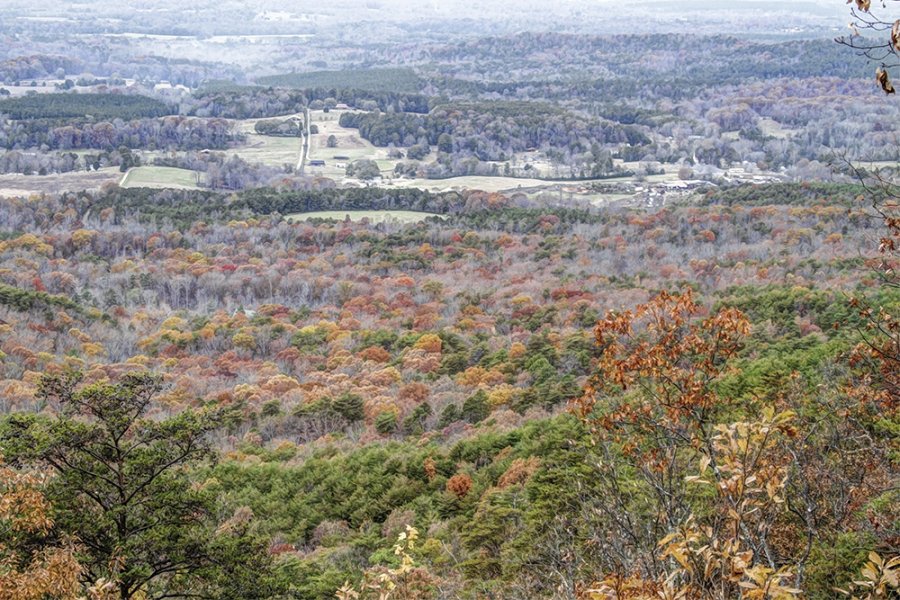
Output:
left=1, top=0, right=852, bottom=38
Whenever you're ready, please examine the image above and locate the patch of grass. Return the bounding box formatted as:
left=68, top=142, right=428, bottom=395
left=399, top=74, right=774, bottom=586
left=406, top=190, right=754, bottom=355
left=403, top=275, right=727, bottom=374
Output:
left=284, top=210, right=442, bottom=224
left=120, top=166, right=203, bottom=190
left=0, top=169, right=121, bottom=198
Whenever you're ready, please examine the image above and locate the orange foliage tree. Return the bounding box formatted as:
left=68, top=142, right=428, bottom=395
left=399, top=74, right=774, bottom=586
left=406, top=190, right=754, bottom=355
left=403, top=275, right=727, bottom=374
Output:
left=0, top=456, right=82, bottom=600
left=573, top=290, right=807, bottom=593
left=576, top=289, right=750, bottom=468
left=576, top=286, right=898, bottom=598
left=446, top=473, right=473, bottom=500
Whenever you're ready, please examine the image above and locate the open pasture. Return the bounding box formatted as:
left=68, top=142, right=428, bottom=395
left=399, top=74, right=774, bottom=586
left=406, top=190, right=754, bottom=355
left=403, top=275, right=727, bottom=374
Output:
left=306, top=110, right=399, bottom=179
left=120, top=166, right=203, bottom=190
left=230, top=116, right=304, bottom=169
left=285, top=210, right=442, bottom=224
left=0, top=168, right=121, bottom=197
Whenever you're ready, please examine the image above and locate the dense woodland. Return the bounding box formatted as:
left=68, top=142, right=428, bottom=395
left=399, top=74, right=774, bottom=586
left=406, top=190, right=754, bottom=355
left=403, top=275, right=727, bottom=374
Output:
left=0, top=2, right=899, bottom=599
left=339, top=102, right=646, bottom=177
left=1, top=178, right=898, bottom=598
left=0, top=93, right=171, bottom=120
left=256, top=69, right=425, bottom=95
left=0, top=116, right=239, bottom=153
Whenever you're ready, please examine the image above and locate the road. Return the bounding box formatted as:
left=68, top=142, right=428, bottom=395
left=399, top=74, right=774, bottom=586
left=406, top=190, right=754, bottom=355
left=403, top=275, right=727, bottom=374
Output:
left=297, top=107, right=310, bottom=175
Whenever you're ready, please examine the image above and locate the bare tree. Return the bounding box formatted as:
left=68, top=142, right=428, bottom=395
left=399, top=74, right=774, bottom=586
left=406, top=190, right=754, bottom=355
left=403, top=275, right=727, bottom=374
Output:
left=836, top=0, right=900, bottom=407
left=837, top=0, right=900, bottom=93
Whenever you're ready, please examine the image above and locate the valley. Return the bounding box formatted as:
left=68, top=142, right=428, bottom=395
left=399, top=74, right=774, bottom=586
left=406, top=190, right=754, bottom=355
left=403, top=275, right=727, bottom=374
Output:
left=0, top=2, right=897, bottom=599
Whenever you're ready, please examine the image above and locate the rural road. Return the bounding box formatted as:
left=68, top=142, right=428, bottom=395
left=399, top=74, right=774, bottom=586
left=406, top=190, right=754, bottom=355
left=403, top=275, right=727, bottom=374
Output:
left=297, top=107, right=310, bottom=175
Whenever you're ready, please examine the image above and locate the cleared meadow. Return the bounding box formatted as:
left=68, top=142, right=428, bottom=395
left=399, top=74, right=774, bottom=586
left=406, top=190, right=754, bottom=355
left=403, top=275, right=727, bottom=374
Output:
left=0, top=168, right=121, bottom=197
left=229, top=116, right=304, bottom=168
left=120, top=166, right=203, bottom=190
left=285, top=210, right=442, bottom=224
left=306, top=110, right=397, bottom=179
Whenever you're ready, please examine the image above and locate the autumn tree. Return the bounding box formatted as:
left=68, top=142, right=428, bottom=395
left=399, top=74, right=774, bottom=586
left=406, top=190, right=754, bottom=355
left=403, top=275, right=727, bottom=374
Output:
left=0, top=456, right=82, bottom=600
left=835, top=151, right=900, bottom=421
left=1, top=371, right=283, bottom=600
left=576, top=287, right=899, bottom=598
left=573, top=289, right=753, bottom=579
left=335, top=526, right=437, bottom=600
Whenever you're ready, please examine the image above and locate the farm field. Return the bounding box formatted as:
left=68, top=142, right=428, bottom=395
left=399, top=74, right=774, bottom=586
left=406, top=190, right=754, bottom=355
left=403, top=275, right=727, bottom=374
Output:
left=119, top=166, right=203, bottom=189
left=306, top=109, right=397, bottom=179
left=0, top=80, right=104, bottom=97
left=231, top=116, right=304, bottom=169
left=0, top=168, right=120, bottom=197
left=390, top=171, right=679, bottom=194
left=306, top=110, right=683, bottom=197
left=284, top=210, right=443, bottom=224
left=759, top=117, right=799, bottom=139
left=390, top=175, right=567, bottom=193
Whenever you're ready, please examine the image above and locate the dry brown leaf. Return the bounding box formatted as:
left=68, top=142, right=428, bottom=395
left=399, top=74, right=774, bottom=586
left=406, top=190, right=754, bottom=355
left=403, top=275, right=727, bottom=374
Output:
left=877, top=68, right=896, bottom=94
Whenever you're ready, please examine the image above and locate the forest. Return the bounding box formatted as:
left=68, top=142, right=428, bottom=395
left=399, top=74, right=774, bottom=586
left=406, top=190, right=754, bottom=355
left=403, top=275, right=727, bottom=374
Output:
left=0, top=1, right=898, bottom=599
left=338, top=102, right=648, bottom=171
left=256, top=69, right=425, bottom=95
left=1, top=175, right=897, bottom=598
left=0, top=93, right=171, bottom=120
left=0, top=116, right=239, bottom=153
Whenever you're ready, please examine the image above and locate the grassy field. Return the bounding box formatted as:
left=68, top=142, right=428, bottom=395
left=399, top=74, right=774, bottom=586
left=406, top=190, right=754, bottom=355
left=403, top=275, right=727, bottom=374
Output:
left=285, top=210, right=442, bottom=224
left=0, top=168, right=121, bottom=197
left=306, top=110, right=397, bottom=179
left=120, top=166, right=203, bottom=190
left=391, top=175, right=557, bottom=193
left=758, top=118, right=799, bottom=139
left=389, top=171, right=680, bottom=193
left=231, top=116, right=303, bottom=168
left=306, top=110, right=680, bottom=196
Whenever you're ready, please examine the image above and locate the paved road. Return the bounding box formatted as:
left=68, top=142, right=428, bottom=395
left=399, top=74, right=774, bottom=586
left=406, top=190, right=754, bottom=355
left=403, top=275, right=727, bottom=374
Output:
left=297, top=107, right=310, bottom=175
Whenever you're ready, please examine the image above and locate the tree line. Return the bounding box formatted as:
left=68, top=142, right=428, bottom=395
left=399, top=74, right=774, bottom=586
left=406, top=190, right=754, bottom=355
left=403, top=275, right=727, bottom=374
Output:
left=0, top=92, right=171, bottom=120
left=339, top=101, right=649, bottom=162
left=0, top=115, right=240, bottom=152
